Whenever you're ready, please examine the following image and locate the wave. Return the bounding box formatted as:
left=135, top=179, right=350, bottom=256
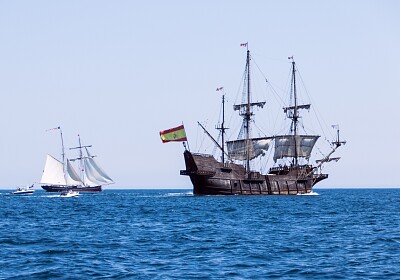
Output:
left=297, top=191, right=319, bottom=196
left=164, top=191, right=193, bottom=197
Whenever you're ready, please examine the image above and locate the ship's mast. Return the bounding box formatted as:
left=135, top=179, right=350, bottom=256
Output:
left=290, top=58, right=299, bottom=166
left=332, top=125, right=346, bottom=148
left=233, top=47, right=266, bottom=173
left=69, top=135, right=92, bottom=185
left=78, top=135, right=85, bottom=183
left=216, top=93, right=228, bottom=163
left=45, top=126, right=67, bottom=185
left=58, top=128, right=67, bottom=183
left=282, top=58, right=317, bottom=166
left=245, top=49, right=251, bottom=173
left=199, top=121, right=230, bottom=160
left=60, top=129, right=65, bottom=167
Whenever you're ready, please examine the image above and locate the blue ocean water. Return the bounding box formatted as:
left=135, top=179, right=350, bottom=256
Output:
left=1, top=189, right=400, bottom=279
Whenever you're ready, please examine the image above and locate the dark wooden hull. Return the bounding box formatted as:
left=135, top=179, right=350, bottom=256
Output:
left=180, top=151, right=327, bottom=195
left=41, top=185, right=102, bottom=193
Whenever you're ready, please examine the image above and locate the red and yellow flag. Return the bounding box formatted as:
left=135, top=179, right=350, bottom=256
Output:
left=160, top=125, right=187, bottom=143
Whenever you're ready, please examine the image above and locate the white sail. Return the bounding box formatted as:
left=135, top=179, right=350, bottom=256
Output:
left=83, top=147, right=114, bottom=186
left=40, top=155, right=66, bottom=185
left=274, top=135, right=319, bottom=162
left=65, top=159, right=83, bottom=186
left=227, top=138, right=272, bottom=161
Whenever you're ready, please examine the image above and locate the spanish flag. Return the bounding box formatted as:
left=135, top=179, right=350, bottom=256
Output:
left=160, top=125, right=187, bottom=143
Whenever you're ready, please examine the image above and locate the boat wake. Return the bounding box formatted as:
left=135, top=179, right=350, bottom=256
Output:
left=42, top=194, right=64, bottom=198
left=164, top=191, right=193, bottom=197
left=297, top=192, right=319, bottom=196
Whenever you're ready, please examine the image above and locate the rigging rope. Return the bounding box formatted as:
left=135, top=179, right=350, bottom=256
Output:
left=296, top=67, right=335, bottom=142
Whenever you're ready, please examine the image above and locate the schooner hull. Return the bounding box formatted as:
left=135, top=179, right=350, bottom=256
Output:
left=180, top=151, right=327, bottom=195
left=41, top=185, right=102, bottom=193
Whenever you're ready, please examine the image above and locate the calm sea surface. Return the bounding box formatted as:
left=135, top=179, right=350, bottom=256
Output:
left=1, top=189, right=400, bottom=279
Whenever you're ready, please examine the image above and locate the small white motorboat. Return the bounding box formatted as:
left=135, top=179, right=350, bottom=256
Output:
left=59, top=190, right=79, bottom=197
left=11, top=185, right=35, bottom=195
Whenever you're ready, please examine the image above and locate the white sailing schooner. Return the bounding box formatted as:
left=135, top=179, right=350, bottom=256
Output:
left=40, top=128, right=114, bottom=193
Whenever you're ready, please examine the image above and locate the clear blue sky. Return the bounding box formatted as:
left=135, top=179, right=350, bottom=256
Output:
left=0, top=0, right=399, bottom=189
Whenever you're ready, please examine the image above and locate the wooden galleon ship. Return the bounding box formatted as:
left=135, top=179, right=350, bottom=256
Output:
left=180, top=47, right=345, bottom=195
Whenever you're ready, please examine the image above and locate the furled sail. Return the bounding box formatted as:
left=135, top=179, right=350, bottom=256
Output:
left=66, top=159, right=83, bottom=186
left=83, top=147, right=114, bottom=186
left=273, top=135, right=319, bottom=162
left=227, top=137, right=272, bottom=161
left=40, top=155, right=66, bottom=185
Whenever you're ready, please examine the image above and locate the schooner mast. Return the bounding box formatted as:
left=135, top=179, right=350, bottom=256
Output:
left=40, top=126, right=83, bottom=187
left=69, top=135, right=114, bottom=187
left=69, top=135, right=92, bottom=183
left=59, top=127, right=66, bottom=180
